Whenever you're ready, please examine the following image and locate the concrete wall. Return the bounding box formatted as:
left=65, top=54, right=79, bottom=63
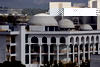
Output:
left=16, top=35, right=21, bottom=61
left=49, top=2, right=71, bottom=8
left=0, top=35, right=6, bottom=63
left=92, top=1, right=97, bottom=8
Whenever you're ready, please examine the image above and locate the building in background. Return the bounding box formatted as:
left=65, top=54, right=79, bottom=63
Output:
left=0, top=9, right=23, bottom=16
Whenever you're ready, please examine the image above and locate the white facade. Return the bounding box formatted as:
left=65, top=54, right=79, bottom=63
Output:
left=1, top=26, right=100, bottom=67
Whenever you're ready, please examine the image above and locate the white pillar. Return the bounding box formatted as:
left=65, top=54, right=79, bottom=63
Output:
left=97, top=0, right=100, bottom=8
left=93, top=43, right=95, bottom=54
left=78, top=45, right=80, bottom=65
left=97, top=0, right=100, bottom=30
left=98, top=43, right=100, bottom=54
left=73, top=45, right=74, bottom=62
left=29, top=45, right=31, bottom=65
left=48, top=45, right=50, bottom=61
left=28, top=37, right=31, bottom=66
left=39, top=45, right=42, bottom=65
left=83, top=44, right=85, bottom=62
left=67, top=45, right=69, bottom=63
left=19, top=26, right=26, bottom=64
left=57, top=45, right=59, bottom=63
left=88, top=43, right=90, bottom=60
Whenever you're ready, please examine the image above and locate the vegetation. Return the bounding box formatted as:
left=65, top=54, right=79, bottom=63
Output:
left=0, top=16, right=20, bottom=25
left=0, top=60, right=26, bottom=67
left=0, top=6, right=9, bottom=9
left=22, top=8, right=48, bottom=15
left=41, top=60, right=90, bottom=67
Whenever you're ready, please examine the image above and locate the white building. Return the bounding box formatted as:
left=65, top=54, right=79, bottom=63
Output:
left=0, top=13, right=99, bottom=67
left=0, top=0, right=100, bottom=67
left=0, top=9, right=23, bottom=16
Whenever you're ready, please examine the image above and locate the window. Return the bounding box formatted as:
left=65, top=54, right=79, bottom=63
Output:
left=11, top=56, right=15, bottom=63
left=42, top=37, right=47, bottom=43
left=25, top=34, right=28, bottom=43
left=31, top=44, right=39, bottom=53
left=11, top=46, right=15, bottom=54
left=42, top=44, right=48, bottom=53
left=51, top=37, right=56, bottom=43
left=11, top=35, right=15, bottom=43
left=31, top=37, right=38, bottom=43
left=60, top=37, right=65, bottom=43
left=25, top=45, right=29, bottom=53
left=25, top=55, right=29, bottom=64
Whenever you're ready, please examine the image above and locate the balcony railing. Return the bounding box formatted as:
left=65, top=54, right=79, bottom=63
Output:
left=31, top=60, right=39, bottom=64
left=59, top=50, right=67, bottom=53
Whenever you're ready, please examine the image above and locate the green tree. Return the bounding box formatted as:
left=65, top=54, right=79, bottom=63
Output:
left=53, top=60, right=58, bottom=67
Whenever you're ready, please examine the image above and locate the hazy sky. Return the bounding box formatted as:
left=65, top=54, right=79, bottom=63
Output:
left=0, top=0, right=88, bottom=9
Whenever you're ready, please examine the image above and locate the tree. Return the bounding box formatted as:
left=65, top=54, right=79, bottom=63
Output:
left=0, top=60, right=26, bottom=67
left=7, top=15, right=19, bottom=25
left=53, top=60, right=58, bottom=67
left=59, top=61, right=64, bottom=67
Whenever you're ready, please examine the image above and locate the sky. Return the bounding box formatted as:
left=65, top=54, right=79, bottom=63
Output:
left=0, top=0, right=88, bottom=9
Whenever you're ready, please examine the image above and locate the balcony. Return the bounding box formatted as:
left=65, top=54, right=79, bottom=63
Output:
left=6, top=50, right=10, bottom=55
left=59, top=50, right=67, bottom=53
left=31, top=60, right=39, bottom=64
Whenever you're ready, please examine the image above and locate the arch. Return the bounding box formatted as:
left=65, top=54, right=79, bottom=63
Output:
left=42, top=44, right=48, bottom=53
left=81, top=36, right=84, bottom=43
left=80, top=44, right=83, bottom=52
left=70, top=37, right=74, bottom=44
left=96, top=36, right=99, bottom=43
left=25, top=44, right=29, bottom=53
left=74, top=44, right=78, bottom=52
left=69, top=44, right=73, bottom=53
left=86, top=36, right=89, bottom=43
left=85, top=43, right=88, bottom=51
left=31, top=37, right=38, bottom=43
left=51, top=37, right=56, bottom=43
left=90, top=43, right=93, bottom=51
left=95, top=43, right=98, bottom=51
left=91, top=36, right=94, bottom=43
left=60, top=37, right=66, bottom=43
left=59, top=44, right=66, bottom=53
left=31, top=44, right=39, bottom=53
left=50, top=44, right=57, bottom=53
left=42, top=37, right=47, bottom=43
left=76, top=37, right=79, bottom=44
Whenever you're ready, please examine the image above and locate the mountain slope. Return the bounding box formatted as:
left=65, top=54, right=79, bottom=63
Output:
left=0, top=0, right=88, bottom=9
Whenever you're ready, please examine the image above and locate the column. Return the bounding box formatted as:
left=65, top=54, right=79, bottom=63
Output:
left=57, top=45, right=59, bottom=63
left=83, top=44, right=85, bottom=62
left=78, top=44, right=80, bottom=65
left=29, top=44, right=31, bottom=65
left=67, top=45, right=69, bottom=63
left=28, top=37, right=31, bottom=65
left=98, top=43, right=100, bottom=54
left=19, top=26, right=26, bottom=64
left=88, top=43, right=90, bottom=60
left=39, top=45, right=42, bottom=65
left=93, top=43, right=95, bottom=54
left=48, top=45, right=50, bottom=61
left=73, top=45, right=74, bottom=63
left=97, top=0, right=100, bottom=30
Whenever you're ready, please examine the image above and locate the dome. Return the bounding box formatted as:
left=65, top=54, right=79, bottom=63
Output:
left=58, top=19, right=75, bottom=28
left=80, top=24, right=93, bottom=30
left=28, top=13, right=58, bottom=26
